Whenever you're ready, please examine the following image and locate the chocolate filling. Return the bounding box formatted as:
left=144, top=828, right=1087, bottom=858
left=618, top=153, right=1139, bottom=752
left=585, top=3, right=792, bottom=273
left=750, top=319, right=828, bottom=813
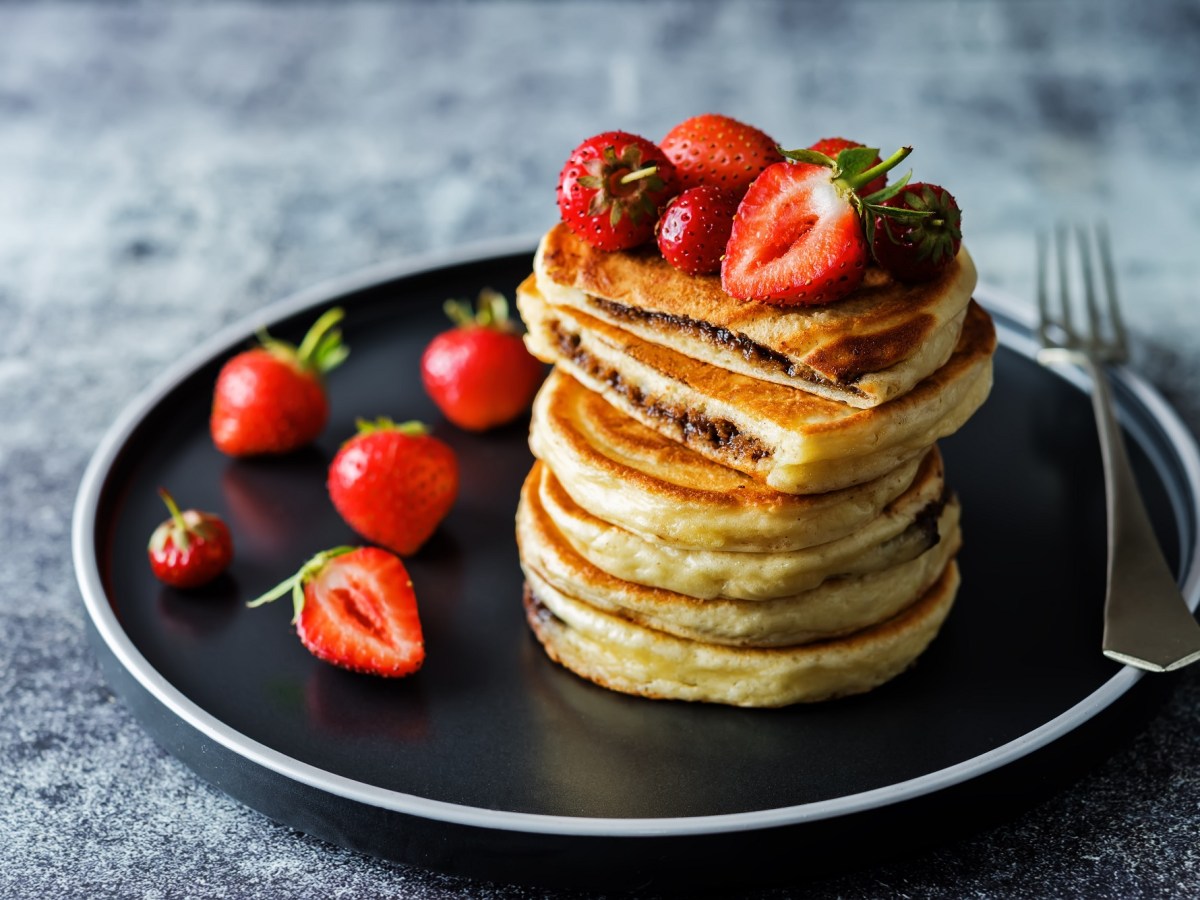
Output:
left=550, top=322, right=771, bottom=462
left=523, top=583, right=565, bottom=628
left=587, top=295, right=869, bottom=396
left=868, top=494, right=949, bottom=568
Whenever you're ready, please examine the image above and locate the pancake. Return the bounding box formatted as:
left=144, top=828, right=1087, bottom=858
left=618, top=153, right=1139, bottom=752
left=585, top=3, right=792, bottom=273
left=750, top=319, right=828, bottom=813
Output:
left=518, top=466, right=962, bottom=647
left=532, top=459, right=947, bottom=600
left=518, top=277, right=996, bottom=494
left=522, top=560, right=961, bottom=707
left=530, top=367, right=931, bottom=552
left=534, top=222, right=978, bottom=408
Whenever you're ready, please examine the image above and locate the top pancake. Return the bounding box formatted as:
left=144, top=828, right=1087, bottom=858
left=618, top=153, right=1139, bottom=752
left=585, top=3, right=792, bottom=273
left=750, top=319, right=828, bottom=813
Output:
left=534, top=222, right=978, bottom=408
left=518, top=277, right=996, bottom=495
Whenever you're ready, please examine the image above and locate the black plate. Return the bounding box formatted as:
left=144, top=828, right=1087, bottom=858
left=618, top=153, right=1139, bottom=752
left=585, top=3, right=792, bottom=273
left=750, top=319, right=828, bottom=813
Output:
left=73, top=239, right=1200, bottom=891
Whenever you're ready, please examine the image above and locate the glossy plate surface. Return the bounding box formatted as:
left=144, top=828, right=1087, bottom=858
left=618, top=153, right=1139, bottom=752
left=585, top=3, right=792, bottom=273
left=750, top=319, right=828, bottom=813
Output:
left=73, top=239, right=1200, bottom=889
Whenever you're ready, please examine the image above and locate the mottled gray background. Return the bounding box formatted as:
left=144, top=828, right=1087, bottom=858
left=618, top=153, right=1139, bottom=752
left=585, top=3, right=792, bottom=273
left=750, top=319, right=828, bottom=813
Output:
left=3, top=1, right=1200, bottom=897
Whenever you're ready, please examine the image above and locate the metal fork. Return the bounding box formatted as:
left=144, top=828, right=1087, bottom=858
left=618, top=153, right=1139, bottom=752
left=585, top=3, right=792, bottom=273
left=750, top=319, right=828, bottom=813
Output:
left=1036, top=224, right=1200, bottom=672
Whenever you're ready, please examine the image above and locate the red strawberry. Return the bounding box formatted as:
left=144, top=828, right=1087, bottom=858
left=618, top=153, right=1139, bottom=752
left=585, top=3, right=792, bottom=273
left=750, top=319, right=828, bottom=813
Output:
left=327, top=418, right=459, bottom=556
left=721, top=145, right=913, bottom=307
left=421, top=289, right=546, bottom=431
left=656, top=186, right=739, bottom=276
left=147, top=488, right=233, bottom=588
left=660, top=114, right=782, bottom=195
left=557, top=131, right=677, bottom=251
left=248, top=546, right=424, bottom=677
left=808, top=137, right=886, bottom=196
left=211, top=307, right=348, bottom=456
left=870, top=183, right=963, bottom=283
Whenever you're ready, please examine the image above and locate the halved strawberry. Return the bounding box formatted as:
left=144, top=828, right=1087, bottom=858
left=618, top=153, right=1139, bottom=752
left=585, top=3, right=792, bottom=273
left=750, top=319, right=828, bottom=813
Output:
left=248, top=546, right=424, bottom=677
left=721, top=146, right=913, bottom=307
left=660, top=114, right=783, bottom=195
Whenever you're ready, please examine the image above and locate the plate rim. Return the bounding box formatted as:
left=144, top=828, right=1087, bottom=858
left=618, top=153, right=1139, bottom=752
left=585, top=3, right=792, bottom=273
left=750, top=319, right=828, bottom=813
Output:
left=72, top=236, right=1200, bottom=839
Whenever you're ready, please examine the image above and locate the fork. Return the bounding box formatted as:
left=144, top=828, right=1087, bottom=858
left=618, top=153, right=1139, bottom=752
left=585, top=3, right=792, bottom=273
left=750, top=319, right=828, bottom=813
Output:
left=1036, top=224, right=1200, bottom=672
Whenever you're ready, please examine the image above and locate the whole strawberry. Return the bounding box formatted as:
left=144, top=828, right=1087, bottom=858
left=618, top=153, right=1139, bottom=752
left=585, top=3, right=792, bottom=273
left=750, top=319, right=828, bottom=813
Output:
left=722, top=145, right=913, bottom=307
left=327, top=418, right=459, bottom=556
left=656, top=186, right=739, bottom=276
left=248, top=545, right=424, bottom=677
left=211, top=307, right=348, bottom=456
left=660, top=114, right=782, bottom=195
left=556, top=130, right=677, bottom=251
left=147, top=488, right=233, bottom=589
left=421, top=289, right=545, bottom=431
left=870, top=183, right=963, bottom=283
left=808, top=137, right=886, bottom=195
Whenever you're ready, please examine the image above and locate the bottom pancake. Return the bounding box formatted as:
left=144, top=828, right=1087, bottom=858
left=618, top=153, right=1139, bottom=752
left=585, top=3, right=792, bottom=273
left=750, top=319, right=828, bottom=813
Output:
left=523, top=561, right=961, bottom=708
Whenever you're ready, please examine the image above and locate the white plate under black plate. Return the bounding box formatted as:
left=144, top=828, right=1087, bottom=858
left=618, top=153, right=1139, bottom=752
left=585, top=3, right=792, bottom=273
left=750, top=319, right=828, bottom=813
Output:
left=73, top=238, right=1200, bottom=891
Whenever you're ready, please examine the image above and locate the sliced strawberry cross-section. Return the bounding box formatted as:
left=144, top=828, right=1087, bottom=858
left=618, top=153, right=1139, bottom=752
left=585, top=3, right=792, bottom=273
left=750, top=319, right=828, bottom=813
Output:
left=248, top=546, right=425, bottom=678
left=721, top=145, right=918, bottom=307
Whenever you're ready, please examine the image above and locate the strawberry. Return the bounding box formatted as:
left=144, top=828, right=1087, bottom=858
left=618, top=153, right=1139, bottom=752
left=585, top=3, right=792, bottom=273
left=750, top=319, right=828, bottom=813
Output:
left=660, top=114, right=783, bottom=195
left=327, top=418, right=459, bottom=556
left=248, top=546, right=424, bottom=677
left=421, top=289, right=546, bottom=431
left=870, top=183, right=963, bottom=283
left=721, top=145, right=913, bottom=307
left=147, top=488, right=233, bottom=588
left=808, top=137, right=886, bottom=195
left=211, top=307, right=348, bottom=457
left=656, top=186, right=739, bottom=276
left=556, top=131, right=677, bottom=251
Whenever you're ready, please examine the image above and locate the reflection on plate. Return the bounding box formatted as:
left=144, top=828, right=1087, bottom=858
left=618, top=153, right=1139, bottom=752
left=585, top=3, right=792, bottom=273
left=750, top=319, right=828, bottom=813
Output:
left=73, top=239, right=1200, bottom=891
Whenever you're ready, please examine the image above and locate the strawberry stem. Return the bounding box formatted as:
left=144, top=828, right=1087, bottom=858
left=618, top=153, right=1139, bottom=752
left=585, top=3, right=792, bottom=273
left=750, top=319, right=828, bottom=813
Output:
left=443, top=289, right=511, bottom=330
left=619, top=165, right=659, bottom=185
left=297, top=307, right=349, bottom=375
left=845, top=146, right=912, bottom=193
left=354, top=417, right=428, bottom=437
left=157, top=487, right=190, bottom=551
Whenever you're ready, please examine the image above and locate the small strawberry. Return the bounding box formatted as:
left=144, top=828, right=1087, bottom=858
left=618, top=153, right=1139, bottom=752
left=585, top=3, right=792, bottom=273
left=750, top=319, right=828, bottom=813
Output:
left=656, top=186, right=739, bottom=276
left=248, top=546, right=424, bottom=677
left=721, top=145, right=914, bottom=307
left=808, top=137, right=886, bottom=195
left=421, top=289, right=546, bottom=431
left=660, top=114, right=783, bottom=195
left=327, top=418, right=459, bottom=556
left=870, top=183, right=963, bottom=283
left=556, top=131, right=677, bottom=251
left=211, top=307, right=348, bottom=457
left=147, top=488, right=233, bottom=589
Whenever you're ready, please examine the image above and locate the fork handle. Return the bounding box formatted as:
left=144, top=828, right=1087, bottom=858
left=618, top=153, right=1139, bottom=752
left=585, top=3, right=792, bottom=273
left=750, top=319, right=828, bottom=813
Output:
left=1082, top=358, right=1200, bottom=671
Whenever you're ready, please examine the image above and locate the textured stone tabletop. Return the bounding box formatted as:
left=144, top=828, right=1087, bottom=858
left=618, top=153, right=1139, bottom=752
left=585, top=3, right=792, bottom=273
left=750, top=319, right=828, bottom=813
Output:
left=3, top=1, right=1200, bottom=897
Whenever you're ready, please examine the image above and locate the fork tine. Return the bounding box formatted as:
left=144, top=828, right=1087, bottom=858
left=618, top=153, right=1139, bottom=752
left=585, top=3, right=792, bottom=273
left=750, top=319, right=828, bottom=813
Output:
left=1075, top=224, right=1103, bottom=357
left=1036, top=230, right=1052, bottom=348
left=1054, top=222, right=1075, bottom=347
left=1095, top=222, right=1129, bottom=362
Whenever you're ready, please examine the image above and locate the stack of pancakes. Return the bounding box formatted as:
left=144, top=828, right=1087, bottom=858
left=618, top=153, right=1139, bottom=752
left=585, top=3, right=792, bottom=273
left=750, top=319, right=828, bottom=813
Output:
left=514, top=222, right=996, bottom=707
